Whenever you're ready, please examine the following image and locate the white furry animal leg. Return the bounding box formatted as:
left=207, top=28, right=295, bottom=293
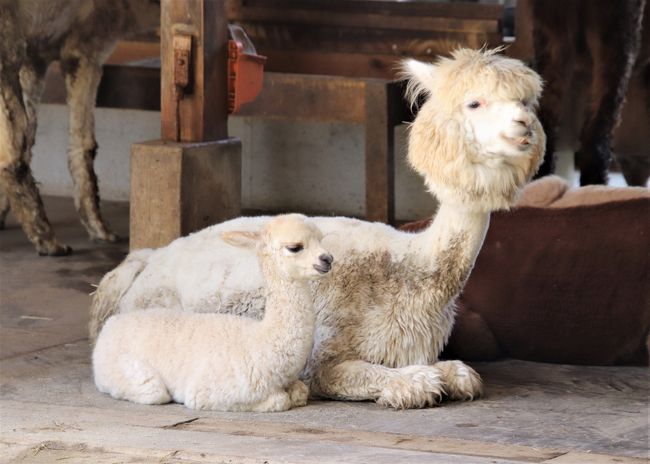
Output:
left=249, top=391, right=293, bottom=412
left=286, top=379, right=309, bottom=408
left=62, top=54, right=117, bottom=242
left=313, top=360, right=445, bottom=409
left=96, top=354, right=171, bottom=405
left=435, top=360, right=483, bottom=401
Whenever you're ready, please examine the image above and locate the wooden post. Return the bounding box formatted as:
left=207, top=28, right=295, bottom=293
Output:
left=364, top=81, right=396, bottom=224
left=130, top=0, right=242, bottom=249
left=160, top=0, right=229, bottom=142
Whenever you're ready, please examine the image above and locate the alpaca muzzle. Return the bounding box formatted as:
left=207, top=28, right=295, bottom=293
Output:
left=314, top=253, right=333, bottom=274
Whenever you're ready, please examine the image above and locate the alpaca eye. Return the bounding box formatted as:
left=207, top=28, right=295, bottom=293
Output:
left=467, top=101, right=481, bottom=109
left=286, top=244, right=303, bottom=253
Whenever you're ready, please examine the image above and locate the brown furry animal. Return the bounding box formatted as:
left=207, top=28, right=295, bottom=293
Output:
left=0, top=0, right=158, bottom=255
left=531, top=0, right=646, bottom=185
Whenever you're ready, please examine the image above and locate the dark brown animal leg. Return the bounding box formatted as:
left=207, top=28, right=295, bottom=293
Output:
left=531, top=0, right=580, bottom=178
left=63, top=55, right=117, bottom=242
left=0, top=62, right=71, bottom=255
left=0, top=189, right=9, bottom=229
left=577, top=0, right=646, bottom=185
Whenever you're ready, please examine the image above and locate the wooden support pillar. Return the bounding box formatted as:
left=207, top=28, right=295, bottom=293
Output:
left=364, top=81, right=397, bottom=224
left=130, top=0, right=241, bottom=250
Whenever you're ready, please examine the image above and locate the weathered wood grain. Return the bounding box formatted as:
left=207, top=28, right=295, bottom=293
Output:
left=130, top=139, right=241, bottom=250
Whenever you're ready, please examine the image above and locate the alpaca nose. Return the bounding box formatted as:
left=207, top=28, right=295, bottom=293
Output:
left=319, top=254, right=333, bottom=267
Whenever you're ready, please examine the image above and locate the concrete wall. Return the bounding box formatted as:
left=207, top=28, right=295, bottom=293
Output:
left=32, top=104, right=438, bottom=221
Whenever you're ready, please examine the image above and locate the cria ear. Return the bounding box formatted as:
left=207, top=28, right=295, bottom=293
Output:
left=220, top=230, right=261, bottom=248
left=401, top=59, right=437, bottom=107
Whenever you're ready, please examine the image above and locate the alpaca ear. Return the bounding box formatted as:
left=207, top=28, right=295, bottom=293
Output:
left=220, top=230, right=261, bottom=248
left=401, top=59, right=437, bottom=107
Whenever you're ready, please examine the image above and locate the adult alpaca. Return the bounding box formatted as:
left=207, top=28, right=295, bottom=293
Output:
left=90, top=48, right=545, bottom=409
left=531, top=0, right=646, bottom=185
left=0, top=0, right=159, bottom=255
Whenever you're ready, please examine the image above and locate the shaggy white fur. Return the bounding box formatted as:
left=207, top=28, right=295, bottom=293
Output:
left=90, top=48, right=546, bottom=409
left=93, top=215, right=332, bottom=412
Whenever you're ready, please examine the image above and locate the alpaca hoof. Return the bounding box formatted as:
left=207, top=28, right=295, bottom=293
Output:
left=91, top=230, right=119, bottom=243
left=438, top=361, right=483, bottom=401
left=287, top=380, right=309, bottom=407
left=37, top=242, right=73, bottom=256
left=377, top=366, right=444, bottom=409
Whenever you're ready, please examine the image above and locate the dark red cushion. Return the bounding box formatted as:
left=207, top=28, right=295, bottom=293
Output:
left=401, top=198, right=650, bottom=365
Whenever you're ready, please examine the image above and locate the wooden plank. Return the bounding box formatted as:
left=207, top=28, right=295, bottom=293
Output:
left=160, top=0, right=229, bottom=142
left=234, top=22, right=502, bottom=60
left=0, top=402, right=528, bottom=464
left=3, top=400, right=645, bottom=464
left=229, top=8, right=501, bottom=34
left=236, top=73, right=367, bottom=122
left=104, top=40, right=160, bottom=65
left=229, top=0, right=505, bottom=21
left=97, top=65, right=160, bottom=111
left=130, top=139, right=241, bottom=250
left=364, top=81, right=395, bottom=224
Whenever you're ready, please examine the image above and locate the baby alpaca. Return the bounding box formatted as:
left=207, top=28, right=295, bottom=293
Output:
left=93, top=214, right=333, bottom=412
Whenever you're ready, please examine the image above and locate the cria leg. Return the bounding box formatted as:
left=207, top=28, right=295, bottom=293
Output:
left=435, top=360, right=483, bottom=401
left=248, top=391, right=293, bottom=412
left=204, top=391, right=294, bottom=412
left=97, top=355, right=171, bottom=405
left=62, top=54, right=117, bottom=242
left=312, top=360, right=444, bottom=409
left=287, top=379, right=309, bottom=408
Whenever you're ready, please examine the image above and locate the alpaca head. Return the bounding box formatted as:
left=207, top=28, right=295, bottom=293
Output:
left=403, top=48, right=546, bottom=211
left=221, top=214, right=333, bottom=281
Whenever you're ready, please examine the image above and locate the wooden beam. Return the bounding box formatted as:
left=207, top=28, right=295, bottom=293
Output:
left=236, top=73, right=367, bottom=123
left=228, top=0, right=505, bottom=22
left=229, top=9, right=500, bottom=34
left=160, top=0, right=229, bottom=142
left=364, top=81, right=396, bottom=224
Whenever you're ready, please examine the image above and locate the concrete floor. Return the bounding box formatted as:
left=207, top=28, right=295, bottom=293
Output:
left=1, top=196, right=648, bottom=464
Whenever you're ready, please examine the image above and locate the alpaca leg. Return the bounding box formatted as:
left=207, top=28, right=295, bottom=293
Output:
left=62, top=54, right=117, bottom=242
left=312, top=360, right=444, bottom=409
left=190, top=390, right=293, bottom=412
left=577, top=0, right=644, bottom=185
left=0, top=64, right=71, bottom=255
left=248, top=391, right=293, bottom=412
left=96, top=354, right=171, bottom=405
left=0, top=188, right=9, bottom=229
left=531, top=0, right=579, bottom=178
left=286, top=379, right=309, bottom=408
left=434, top=360, right=483, bottom=401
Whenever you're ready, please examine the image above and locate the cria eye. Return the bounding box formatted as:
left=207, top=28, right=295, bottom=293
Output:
left=468, top=101, right=481, bottom=109
left=286, top=244, right=303, bottom=253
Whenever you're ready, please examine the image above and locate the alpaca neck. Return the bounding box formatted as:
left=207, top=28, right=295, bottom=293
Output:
left=411, top=201, right=490, bottom=304
left=414, top=202, right=490, bottom=262
left=257, top=266, right=316, bottom=381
